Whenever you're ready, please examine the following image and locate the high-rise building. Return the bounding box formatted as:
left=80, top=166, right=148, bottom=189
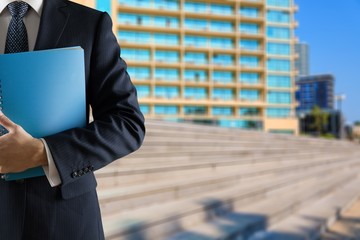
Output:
left=295, top=42, right=309, bottom=77
left=296, top=74, right=335, bottom=113
left=73, top=0, right=299, bottom=135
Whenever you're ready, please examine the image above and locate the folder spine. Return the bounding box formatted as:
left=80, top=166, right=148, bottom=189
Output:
left=0, top=80, right=5, bottom=135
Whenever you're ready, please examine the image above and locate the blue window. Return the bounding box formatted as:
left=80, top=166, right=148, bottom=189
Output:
left=240, top=90, right=260, bottom=101
left=213, top=88, right=234, bottom=100
left=267, top=10, right=290, bottom=23
left=185, top=18, right=208, bottom=30
left=184, top=1, right=207, bottom=12
left=267, top=59, right=291, bottom=72
left=155, top=50, right=179, bottom=63
left=154, top=34, right=179, bottom=45
left=267, top=91, right=292, bottom=104
left=118, top=14, right=179, bottom=28
left=184, top=87, right=208, bottom=99
left=154, top=0, right=179, bottom=10
left=154, top=16, right=179, bottom=28
left=185, top=36, right=209, bottom=48
left=154, top=105, right=178, bottom=115
left=267, top=0, right=290, bottom=8
left=185, top=52, right=208, bottom=65
left=267, top=75, right=291, bottom=88
left=240, top=56, right=260, bottom=68
left=213, top=107, right=233, bottom=116
left=210, top=4, right=233, bottom=15
left=118, top=14, right=150, bottom=25
left=211, top=37, right=233, bottom=49
left=267, top=27, right=290, bottom=39
left=210, top=21, right=233, bottom=32
left=154, top=86, right=179, bottom=98
left=127, top=67, right=150, bottom=80
left=118, top=0, right=150, bottom=8
left=213, top=54, right=234, bottom=65
left=118, top=31, right=151, bottom=44
left=213, top=71, right=234, bottom=84
left=140, top=105, right=150, bottom=114
left=136, top=85, right=151, bottom=98
left=184, top=106, right=207, bottom=115
left=267, top=108, right=291, bottom=118
left=240, top=23, right=260, bottom=35
left=121, top=48, right=150, bottom=61
left=267, top=42, right=291, bottom=55
left=218, top=119, right=261, bottom=129
left=240, top=7, right=259, bottom=18
left=239, top=108, right=260, bottom=116
left=155, top=68, right=179, bottom=82
left=184, top=70, right=208, bottom=82
left=240, top=73, right=260, bottom=85
left=240, top=39, right=260, bottom=51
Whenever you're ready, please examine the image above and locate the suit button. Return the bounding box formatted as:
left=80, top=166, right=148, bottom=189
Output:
left=83, top=167, right=90, bottom=173
left=90, top=165, right=94, bottom=171
left=71, top=172, right=79, bottom=178
left=78, top=170, right=84, bottom=176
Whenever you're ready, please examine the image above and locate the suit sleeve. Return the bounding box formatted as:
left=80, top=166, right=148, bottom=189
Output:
left=44, top=12, right=145, bottom=186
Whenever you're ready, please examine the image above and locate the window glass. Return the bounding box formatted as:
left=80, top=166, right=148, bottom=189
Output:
left=240, top=89, right=260, bottom=101
left=213, top=88, right=234, bottom=100
left=184, top=69, right=208, bottom=82
left=267, top=91, right=292, bottom=104
left=213, top=71, right=234, bottom=84
left=267, top=26, right=290, bottom=39
left=154, top=105, right=178, bottom=115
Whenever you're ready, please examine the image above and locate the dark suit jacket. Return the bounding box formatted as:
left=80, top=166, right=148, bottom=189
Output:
left=0, top=0, right=145, bottom=239
left=37, top=0, right=145, bottom=199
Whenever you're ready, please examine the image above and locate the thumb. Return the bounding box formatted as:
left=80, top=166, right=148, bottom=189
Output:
left=0, top=111, right=17, bottom=132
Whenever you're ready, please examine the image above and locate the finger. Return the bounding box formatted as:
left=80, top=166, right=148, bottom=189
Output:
left=0, top=111, right=16, bottom=132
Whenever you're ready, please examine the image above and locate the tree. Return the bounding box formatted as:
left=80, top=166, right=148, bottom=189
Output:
left=310, top=106, right=329, bottom=135
left=354, top=121, right=360, bottom=126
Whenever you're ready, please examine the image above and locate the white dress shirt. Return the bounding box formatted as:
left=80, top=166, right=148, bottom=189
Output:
left=0, top=0, right=61, bottom=187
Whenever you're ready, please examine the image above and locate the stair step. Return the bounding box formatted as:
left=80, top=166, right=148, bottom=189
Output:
left=167, top=173, right=359, bottom=240
left=96, top=153, right=352, bottom=189
left=98, top=156, right=357, bottom=214
left=248, top=174, right=360, bottom=240
left=103, top=165, right=359, bottom=240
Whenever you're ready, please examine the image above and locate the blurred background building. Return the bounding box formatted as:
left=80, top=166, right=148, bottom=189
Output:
left=73, top=0, right=299, bottom=135
left=296, top=74, right=335, bottom=112
left=295, top=42, right=309, bottom=77
left=294, top=43, right=343, bottom=138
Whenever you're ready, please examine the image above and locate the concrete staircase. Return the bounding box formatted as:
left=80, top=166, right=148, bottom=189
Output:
left=95, top=119, right=360, bottom=240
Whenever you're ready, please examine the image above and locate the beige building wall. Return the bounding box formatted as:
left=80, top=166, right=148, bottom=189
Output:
left=72, top=0, right=95, bottom=8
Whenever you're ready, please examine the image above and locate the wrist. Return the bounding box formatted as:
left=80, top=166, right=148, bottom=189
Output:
left=32, top=138, right=48, bottom=167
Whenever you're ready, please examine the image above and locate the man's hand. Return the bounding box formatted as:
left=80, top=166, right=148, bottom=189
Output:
left=0, top=112, right=47, bottom=174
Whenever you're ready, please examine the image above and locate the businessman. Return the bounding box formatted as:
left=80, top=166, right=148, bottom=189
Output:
left=0, top=0, right=145, bottom=239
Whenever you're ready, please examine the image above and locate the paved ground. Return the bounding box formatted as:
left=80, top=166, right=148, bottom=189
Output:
left=321, top=197, right=360, bottom=240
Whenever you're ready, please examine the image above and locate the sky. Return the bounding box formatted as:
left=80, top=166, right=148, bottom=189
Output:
left=295, top=0, right=360, bottom=124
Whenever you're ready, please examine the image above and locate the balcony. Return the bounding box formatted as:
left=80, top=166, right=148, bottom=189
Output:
left=118, top=2, right=180, bottom=12
left=240, top=0, right=265, bottom=7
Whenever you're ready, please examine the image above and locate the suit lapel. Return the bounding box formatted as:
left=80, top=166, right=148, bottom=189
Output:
left=34, top=0, right=69, bottom=50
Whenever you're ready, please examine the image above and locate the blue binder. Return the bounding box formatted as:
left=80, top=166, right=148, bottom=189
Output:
left=0, top=47, right=86, bottom=181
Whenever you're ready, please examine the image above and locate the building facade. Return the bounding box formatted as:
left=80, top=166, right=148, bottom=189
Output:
left=296, top=74, right=335, bottom=113
left=295, top=42, right=309, bottom=77
left=74, top=0, right=299, bottom=134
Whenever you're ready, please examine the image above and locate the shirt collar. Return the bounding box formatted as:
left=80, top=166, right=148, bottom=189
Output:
left=0, top=0, right=43, bottom=15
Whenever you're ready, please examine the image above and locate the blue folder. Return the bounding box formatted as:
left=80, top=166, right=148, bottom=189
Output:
left=0, top=47, right=86, bottom=181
